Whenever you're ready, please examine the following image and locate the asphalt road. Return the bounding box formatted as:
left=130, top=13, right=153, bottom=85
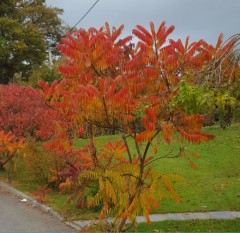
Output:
left=0, top=186, right=74, bottom=232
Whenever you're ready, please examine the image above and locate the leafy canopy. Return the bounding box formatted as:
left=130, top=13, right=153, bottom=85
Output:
left=0, top=84, right=54, bottom=139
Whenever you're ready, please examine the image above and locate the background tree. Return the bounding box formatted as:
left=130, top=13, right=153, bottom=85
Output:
left=14, top=62, right=62, bottom=88
left=195, top=34, right=240, bottom=128
left=0, top=84, right=54, bottom=139
left=173, top=34, right=240, bottom=128
left=16, top=0, right=64, bottom=52
left=0, top=84, right=58, bottom=179
left=0, top=0, right=64, bottom=84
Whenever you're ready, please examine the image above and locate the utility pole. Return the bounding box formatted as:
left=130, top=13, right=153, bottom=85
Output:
left=48, top=50, right=53, bottom=66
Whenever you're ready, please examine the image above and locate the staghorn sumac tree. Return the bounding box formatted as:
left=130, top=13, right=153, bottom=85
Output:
left=39, top=22, right=239, bottom=232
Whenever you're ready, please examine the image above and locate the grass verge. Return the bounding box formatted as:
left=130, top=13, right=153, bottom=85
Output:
left=132, top=219, right=240, bottom=232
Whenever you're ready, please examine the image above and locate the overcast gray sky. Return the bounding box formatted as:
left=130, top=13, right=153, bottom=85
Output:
left=46, top=0, right=240, bottom=45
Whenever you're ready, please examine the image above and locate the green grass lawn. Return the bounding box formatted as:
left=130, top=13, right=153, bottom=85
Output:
left=132, top=219, right=240, bottom=232
left=0, top=124, right=240, bottom=221
left=151, top=124, right=240, bottom=213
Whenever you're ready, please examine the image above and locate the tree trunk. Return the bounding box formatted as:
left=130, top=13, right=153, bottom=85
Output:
left=0, top=64, right=13, bottom=84
left=117, top=217, right=128, bottom=232
left=0, top=162, right=5, bottom=171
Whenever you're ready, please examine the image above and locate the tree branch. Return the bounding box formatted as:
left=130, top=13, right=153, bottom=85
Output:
left=143, top=148, right=182, bottom=168
left=142, top=128, right=162, bottom=163
left=134, top=140, right=142, bottom=162
left=122, top=135, right=132, bottom=163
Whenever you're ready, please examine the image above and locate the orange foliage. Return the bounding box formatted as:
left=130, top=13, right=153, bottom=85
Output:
left=0, top=131, right=24, bottom=169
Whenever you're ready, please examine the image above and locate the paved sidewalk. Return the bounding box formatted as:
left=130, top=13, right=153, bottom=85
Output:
left=0, top=181, right=240, bottom=231
left=69, top=210, right=240, bottom=229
